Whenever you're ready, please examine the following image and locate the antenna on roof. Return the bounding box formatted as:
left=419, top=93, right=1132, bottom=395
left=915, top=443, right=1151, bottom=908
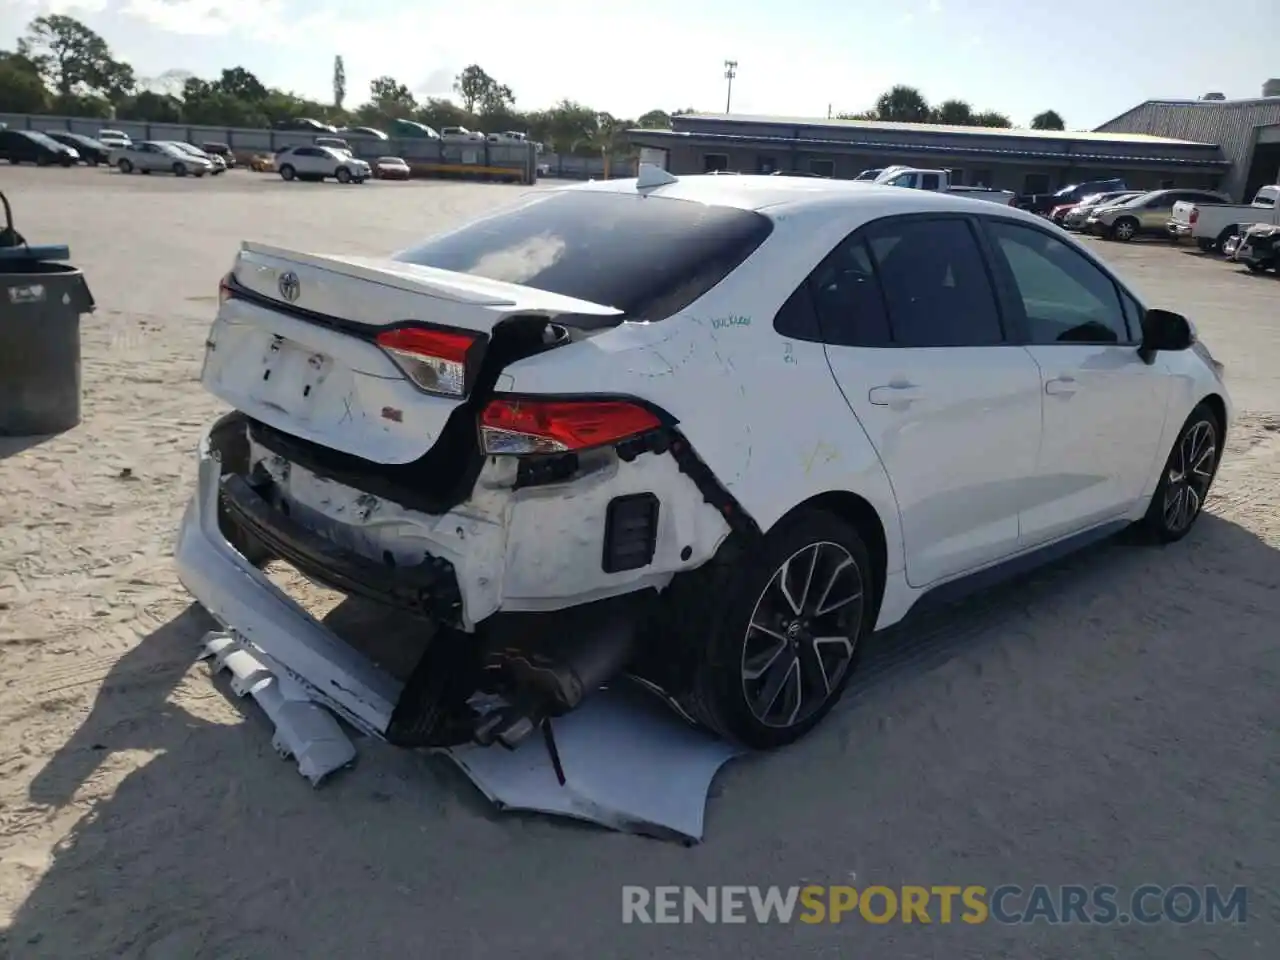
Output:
left=637, top=162, right=678, bottom=190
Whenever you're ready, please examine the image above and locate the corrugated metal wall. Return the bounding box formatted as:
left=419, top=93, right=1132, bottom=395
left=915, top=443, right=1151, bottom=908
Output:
left=1097, top=100, right=1280, bottom=200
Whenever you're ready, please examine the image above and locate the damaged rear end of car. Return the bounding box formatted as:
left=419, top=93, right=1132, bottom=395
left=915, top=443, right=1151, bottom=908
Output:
left=177, top=186, right=774, bottom=775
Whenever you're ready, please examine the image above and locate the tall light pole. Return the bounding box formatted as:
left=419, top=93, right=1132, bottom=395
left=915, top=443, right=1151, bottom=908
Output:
left=723, top=60, right=738, bottom=114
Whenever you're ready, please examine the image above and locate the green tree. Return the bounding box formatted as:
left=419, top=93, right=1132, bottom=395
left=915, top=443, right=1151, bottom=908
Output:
left=18, top=15, right=132, bottom=100
left=528, top=99, right=600, bottom=154
left=1030, top=109, right=1065, bottom=130
left=973, top=110, right=1012, bottom=128
left=636, top=109, right=671, bottom=128
left=117, top=90, right=183, bottom=122
left=415, top=96, right=471, bottom=131
left=366, top=75, right=416, bottom=121
left=931, top=99, right=975, bottom=125
left=333, top=55, right=346, bottom=110
left=0, top=51, right=49, bottom=113
left=874, top=85, right=931, bottom=122
left=453, top=64, right=511, bottom=114
left=215, top=66, right=267, bottom=103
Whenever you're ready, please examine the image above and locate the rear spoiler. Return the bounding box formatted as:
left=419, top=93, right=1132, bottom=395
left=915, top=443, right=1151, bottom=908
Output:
left=238, top=241, right=624, bottom=319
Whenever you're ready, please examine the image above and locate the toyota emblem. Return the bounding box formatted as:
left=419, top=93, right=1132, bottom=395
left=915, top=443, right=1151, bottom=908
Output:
left=278, top=270, right=300, bottom=302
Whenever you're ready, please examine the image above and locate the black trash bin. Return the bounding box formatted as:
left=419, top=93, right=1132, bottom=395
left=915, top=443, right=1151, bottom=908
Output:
left=0, top=193, right=95, bottom=437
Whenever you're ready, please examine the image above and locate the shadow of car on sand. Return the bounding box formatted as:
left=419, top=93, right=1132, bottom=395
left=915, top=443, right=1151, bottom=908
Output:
left=5, top=514, right=1278, bottom=960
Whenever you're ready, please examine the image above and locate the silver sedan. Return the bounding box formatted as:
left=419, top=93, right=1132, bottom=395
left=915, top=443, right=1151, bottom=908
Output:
left=109, top=141, right=214, bottom=177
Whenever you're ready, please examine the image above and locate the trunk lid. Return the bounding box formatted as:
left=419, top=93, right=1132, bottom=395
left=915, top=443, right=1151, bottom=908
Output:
left=202, top=241, right=622, bottom=465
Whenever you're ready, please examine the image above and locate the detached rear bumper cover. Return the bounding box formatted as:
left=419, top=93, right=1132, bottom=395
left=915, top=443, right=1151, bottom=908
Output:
left=176, top=429, right=403, bottom=736
left=174, top=425, right=740, bottom=842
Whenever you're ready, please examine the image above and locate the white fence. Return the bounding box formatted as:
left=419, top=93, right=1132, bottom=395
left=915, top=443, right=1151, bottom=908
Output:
left=0, top=112, right=636, bottom=180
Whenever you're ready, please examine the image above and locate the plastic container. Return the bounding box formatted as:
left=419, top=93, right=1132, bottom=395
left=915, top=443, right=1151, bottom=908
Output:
left=0, top=192, right=94, bottom=436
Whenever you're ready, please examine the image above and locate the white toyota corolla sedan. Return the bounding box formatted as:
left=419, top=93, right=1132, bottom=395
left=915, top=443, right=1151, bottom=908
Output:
left=177, top=169, right=1230, bottom=763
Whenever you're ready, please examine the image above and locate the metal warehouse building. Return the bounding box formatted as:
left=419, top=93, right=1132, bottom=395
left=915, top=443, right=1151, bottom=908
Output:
left=1094, top=85, right=1280, bottom=202
left=628, top=81, right=1280, bottom=202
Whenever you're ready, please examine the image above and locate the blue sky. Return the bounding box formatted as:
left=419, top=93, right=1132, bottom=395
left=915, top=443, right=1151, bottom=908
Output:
left=3, top=0, right=1278, bottom=128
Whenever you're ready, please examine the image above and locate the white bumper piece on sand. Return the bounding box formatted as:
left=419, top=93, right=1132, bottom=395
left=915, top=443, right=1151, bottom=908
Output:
left=175, top=430, right=740, bottom=842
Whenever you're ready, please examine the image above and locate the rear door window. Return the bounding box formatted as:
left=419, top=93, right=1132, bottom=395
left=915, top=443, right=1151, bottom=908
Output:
left=394, top=190, right=774, bottom=322
left=862, top=217, right=1005, bottom=347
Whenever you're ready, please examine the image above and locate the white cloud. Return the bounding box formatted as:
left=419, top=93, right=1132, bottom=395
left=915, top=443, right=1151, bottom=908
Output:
left=120, top=0, right=297, bottom=39
left=7, top=0, right=112, bottom=17
left=927, top=0, right=942, bottom=13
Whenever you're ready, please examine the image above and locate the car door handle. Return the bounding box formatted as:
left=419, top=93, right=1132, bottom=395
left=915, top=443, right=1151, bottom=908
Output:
left=868, top=383, right=923, bottom=407
left=1045, top=376, right=1078, bottom=396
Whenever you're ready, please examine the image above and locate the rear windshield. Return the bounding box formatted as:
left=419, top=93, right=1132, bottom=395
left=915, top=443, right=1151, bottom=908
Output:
left=392, top=190, right=774, bottom=322
left=21, top=131, right=60, bottom=149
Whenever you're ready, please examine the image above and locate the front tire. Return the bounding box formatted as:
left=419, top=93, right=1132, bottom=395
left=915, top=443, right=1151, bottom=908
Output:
left=117, top=158, right=133, bottom=174
left=173, top=162, right=188, bottom=177
left=336, top=166, right=352, bottom=183
left=1141, top=403, right=1221, bottom=543
left=672, top=509, right=875, bottom=749
left=1111, top=217, right=1139, bottom=242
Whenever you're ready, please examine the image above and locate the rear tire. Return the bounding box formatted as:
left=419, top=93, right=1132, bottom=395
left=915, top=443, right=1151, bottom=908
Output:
left=1215, top=226, right=1238, bottom=253
left=1140, top=403, right=1221, bottom=543
left=670, top=509, right=876, bottom=749
left=279, top=164, right=295, bottom=181
left=1196, top=238, right=1216, bottom=253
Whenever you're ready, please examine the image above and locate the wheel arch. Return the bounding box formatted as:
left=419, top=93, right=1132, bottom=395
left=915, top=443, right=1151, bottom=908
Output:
left=1199, top=391, right=1227, bottom=438
left=773, top=490, right=889, bottom=622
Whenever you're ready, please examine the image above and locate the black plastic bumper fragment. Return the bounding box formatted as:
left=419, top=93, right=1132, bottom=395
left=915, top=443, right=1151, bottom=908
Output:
left=218, top=473, right=463, bottom=622
left=666, top=430, right=762, bottom=540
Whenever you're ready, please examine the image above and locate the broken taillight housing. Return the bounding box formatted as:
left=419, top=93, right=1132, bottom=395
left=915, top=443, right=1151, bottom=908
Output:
left=479, top=398, right=663, bottom=455
left=218, top=272, right=236, bottom=305
left=375, top=326, right=479, bottom=398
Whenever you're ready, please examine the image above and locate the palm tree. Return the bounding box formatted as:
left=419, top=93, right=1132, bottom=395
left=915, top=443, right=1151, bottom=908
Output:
left=974, top=111, right=1012, bottom=128
left=1031, top=110, right=1065, bottom=130
left=874, top=85, right=931, bottom=123
left=931, top=99, right=975, bottom=125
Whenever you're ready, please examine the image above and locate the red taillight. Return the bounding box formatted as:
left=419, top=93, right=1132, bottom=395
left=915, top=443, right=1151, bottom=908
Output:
left=375, top=326, right=479, bottom=398
left=479, top=398, right=663, bottom=455
left=1190, top=208, right=1199, bottom=225
left=218, top=272, right=235, bottom=305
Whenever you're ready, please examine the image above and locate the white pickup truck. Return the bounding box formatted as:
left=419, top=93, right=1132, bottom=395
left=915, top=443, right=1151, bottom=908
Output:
left=872, top=165, right=1018, bottom=205
left=1168, top=184, right=1280, bottom=252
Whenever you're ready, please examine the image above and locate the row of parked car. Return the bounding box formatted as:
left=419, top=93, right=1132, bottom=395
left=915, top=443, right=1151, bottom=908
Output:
left=0, top=125, right=240, bottom=173
left=272, top=115, right=538, bottom=146
left=0, top=125, right=419, bottom=185
left=1036, top=179, right=1280, bottom=273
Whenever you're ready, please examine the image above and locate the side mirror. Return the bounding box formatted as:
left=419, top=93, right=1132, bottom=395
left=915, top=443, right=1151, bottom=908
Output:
left=1138, top=308, right=1193, bottom=363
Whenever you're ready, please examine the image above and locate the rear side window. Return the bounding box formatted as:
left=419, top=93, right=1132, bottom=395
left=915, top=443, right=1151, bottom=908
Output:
left=393, top=191, right=774, bottom=322
left=864, top=217, right=1004, bottom=347
left=805, top=236, right=891, bottom=346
